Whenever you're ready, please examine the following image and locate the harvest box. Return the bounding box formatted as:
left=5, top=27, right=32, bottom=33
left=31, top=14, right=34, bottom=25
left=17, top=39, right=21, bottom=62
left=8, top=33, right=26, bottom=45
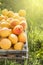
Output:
left=0, top=9, right=28, bottom=65
left=0, top=40, right=28, bottom=59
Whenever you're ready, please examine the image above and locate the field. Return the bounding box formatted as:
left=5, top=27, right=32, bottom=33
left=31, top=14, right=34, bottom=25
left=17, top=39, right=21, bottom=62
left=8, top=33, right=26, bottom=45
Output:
left=0, top=0, right=43, bottom=65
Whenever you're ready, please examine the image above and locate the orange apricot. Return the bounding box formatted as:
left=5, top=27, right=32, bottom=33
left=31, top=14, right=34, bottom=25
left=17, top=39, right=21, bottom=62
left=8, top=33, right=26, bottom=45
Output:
left=10, top=19, right=20, bottom=28
left=18, top=32, right=27, bottom=43
left=20, top=20, right=27, bottom=30
left=13, top=25, right=23, bottom=35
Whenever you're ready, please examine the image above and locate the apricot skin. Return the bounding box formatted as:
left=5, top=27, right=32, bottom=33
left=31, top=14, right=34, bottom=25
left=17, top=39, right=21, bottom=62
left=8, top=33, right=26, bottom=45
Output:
left=10, top=19, right=20, bottom=28
left=9, top=34, right=18, bottom=44
left=20, top=20, right=27, bottom=30
left=18, top=32, right=27, bottom=43
left=0, top=38, right=11, bottom=50
left=14, top=42, right=24, bottom=50
left=0, top=28, right=12, bottom=37
left=13, top=25, right=23, bottom=35
left=19, top=10, right=26, bottom=17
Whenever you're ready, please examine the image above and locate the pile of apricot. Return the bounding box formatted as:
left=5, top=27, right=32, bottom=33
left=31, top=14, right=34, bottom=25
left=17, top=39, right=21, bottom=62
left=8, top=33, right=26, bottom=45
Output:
left=0, top=9, right=27, bottom=50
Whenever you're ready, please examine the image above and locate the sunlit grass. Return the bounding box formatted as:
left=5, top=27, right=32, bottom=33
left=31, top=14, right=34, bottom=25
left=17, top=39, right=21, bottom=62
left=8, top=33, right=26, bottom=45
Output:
left=22, top=0, right=43, bottom=28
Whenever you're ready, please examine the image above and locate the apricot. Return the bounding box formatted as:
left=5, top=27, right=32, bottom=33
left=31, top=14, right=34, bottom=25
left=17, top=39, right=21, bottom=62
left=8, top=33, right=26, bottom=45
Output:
left=0, top=15, right=8, bottom=21
left=0, top=28, right=12, bottom=37
left=0, top=41, right=1, bottom=47
left=0, top=27, right=2, bottom=36
left=10, top=19, right=20, bottom=28
left=7, top=11, right=14, bottom=17
left=0, top=21, right=10, bottom=28
left=20, top=20, right=27, bottom=30
left=0, top=38, right=11, bottom=50
left=19, top=10, right=26, bottom=17
left=2, top=9, right=8, bottom=16
left=19, top=17, right=26, bottom=21
left=9, top=34, right=18, bottom=44
left=13, top=13, right=20, bottom=19
left=13, top=25, right=23, bottom=35
left=14, top=42, right=24, bottom=50
left=1, top=19, right=6, bottom=22
left=18, top=32, right=27, bottom=43
left=0, top=15, right=3, bottom=21
left=7, top=18, right=14, bottom=23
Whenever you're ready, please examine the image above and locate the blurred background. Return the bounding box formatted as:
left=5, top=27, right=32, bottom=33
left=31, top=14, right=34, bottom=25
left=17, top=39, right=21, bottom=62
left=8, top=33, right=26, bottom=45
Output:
left=0, top=0, right=43, bottom=65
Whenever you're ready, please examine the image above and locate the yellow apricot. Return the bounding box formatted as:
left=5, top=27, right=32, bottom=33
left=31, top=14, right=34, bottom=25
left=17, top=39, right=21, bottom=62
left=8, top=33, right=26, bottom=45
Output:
left=19, top=10, right=26, bottom=17
left=0, top=28, right=12, bottom=37
left=13, top=13, right=20, bottom=20
left=19, top=17, right=26, bottom=21
left=14, top=42, right=24, bottom=50
left=7, top=18, right=14, bottom=23
left=2, top=9, right=8, bottom=16
left=9, top=34, right=18, bottom=44
left=0, top=38, right=11, bottom=50
left=7, top=11, right=14, bottom=17
left=0, top=15, right=8, bottom=21
left=0, top=21, right=10, bottom=28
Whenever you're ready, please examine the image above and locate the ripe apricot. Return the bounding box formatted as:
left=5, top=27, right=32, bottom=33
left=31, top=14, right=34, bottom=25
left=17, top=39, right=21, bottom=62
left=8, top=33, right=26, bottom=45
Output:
left=18, top=32, right=27, bottom=43
left=0, top=27, right=2, bottom=36
left=10, top=19, right=20, bottom=28
left=13, top=13, right=20, bottom=20
left=7, top=18, right=14, bottom=23
left=19, top=17, right=26, bottom=21
left=7, top=11, right=14, bottom=17
left=0, top=38, right=11, bottom=50
left=0, top=28, right=12, bottom=37
left=0, top=42, right=1, bottom=47
left=0, top=15, right=8, bottom=21
left=20, top=20, right=27, bottom=30
left=9, top=34, right=18, bottom=44
left=2, top=9, right=8, bottom=16
left=0, top=21, right=10, bottom=28
left=13, top=25, right=23, bottom=35
left=19, top=10, right=26, bottom=17
left=14, top=42, right=24, bottom=50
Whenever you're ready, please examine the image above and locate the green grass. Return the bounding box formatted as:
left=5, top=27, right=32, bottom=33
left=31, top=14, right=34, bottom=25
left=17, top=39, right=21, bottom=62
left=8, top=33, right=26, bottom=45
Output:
left=0, top=0, right=43, bottom=65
